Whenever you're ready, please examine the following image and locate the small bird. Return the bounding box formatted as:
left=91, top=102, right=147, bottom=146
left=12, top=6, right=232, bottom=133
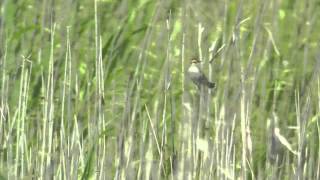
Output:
left=188, top=58, right=215, bottom=89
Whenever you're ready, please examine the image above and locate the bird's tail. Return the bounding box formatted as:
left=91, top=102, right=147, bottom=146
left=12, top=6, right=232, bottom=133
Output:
left=207, top=82, right=215, bottom=88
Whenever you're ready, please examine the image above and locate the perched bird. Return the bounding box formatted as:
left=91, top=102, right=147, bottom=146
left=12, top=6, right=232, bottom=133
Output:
left=187, top=58, right=215, bottom=89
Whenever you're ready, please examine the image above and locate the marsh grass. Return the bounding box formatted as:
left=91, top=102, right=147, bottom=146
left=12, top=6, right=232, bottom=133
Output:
left=1, top=0, right=320, bottom=179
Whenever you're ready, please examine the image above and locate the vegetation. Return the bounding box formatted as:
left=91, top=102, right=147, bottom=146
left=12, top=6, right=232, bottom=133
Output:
left=1, top=0, right=320, bottom=179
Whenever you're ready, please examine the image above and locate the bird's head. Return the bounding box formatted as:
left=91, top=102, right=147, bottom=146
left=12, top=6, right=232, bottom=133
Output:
left=191, top=58, right=201, bottom=64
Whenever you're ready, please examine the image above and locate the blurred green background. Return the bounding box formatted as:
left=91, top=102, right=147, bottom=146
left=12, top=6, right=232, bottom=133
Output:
left=1, top=0, right=320, bottom=179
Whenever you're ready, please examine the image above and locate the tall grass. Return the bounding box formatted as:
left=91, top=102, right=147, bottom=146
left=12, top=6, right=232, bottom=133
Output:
left=1, top=0, right=320, bottom=179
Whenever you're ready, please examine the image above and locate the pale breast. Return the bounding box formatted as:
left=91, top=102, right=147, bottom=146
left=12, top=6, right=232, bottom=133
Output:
left=188, top=65, right=201, bottom=79
left=188, top=65, right=200, bottom=73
